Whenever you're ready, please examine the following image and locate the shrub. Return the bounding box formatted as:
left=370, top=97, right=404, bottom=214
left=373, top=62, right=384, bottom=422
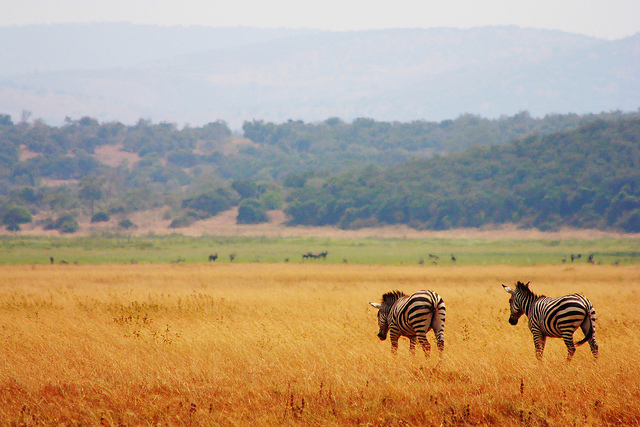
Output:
left=169, top=216, right=195, bottom=229
left=54, top=215, right=80, bottom=234
left=118, top=219, right=136, bottom=229
left=91, top=212, right=110, bottom=223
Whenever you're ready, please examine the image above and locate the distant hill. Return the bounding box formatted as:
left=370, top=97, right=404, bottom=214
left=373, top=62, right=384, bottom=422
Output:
left=0, top=23, right=314, bottom=75
left=0, top=25, right=638, bottom=127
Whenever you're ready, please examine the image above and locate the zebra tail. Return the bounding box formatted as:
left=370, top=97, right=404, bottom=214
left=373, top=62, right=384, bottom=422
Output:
left=575, top=309, right=596, bottom=346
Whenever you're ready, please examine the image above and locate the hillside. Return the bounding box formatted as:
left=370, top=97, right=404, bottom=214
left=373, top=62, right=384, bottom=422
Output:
left=1, top=25, right=638, bottom=127
left=284, top=117, right=640, bottom=232
left=0, top=113, right=638, bottom=235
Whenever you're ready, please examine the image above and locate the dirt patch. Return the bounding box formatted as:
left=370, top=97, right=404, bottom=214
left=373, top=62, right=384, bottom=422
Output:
left=19, top=145, right=40, bottom=161
left=93, top=144, right=140, bottom=168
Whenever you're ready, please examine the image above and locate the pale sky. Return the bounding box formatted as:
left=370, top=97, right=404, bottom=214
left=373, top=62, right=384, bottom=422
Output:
left=2, top=0, right=640, bottom=40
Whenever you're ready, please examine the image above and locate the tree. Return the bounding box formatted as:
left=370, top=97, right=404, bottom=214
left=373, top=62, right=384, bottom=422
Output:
left=20, top=110, right=32, bottom=124
left=167, top=149, right=199, bottom=167
left=43, top=214, right=79, bottom=234
left=237, top=199, right=268, bottom=224
left=54, top=215, right=80, bottom=234
left=232, top=180, right=260, bottom=199
left=0, top=114, right=12, bottom=127
left=260, top=190, right=284, bottom=210
left=2, top=205, right=32, bottom=231
left=182, top=188, right=238, bottom=217
left=283, top=173, right=308, bottom=188
left=200, top=120, right=231, bottom=140
left=78, top=177, right=104, bottom=215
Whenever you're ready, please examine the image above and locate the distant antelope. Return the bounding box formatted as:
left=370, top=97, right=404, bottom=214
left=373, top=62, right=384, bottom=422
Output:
left=208, top=253, right=218, bottom=262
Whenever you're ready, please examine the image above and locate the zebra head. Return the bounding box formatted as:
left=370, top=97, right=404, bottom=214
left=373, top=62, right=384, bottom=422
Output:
left=369, top=291, right=406, bottom=341
left=502, top=281, right=531, bottom=325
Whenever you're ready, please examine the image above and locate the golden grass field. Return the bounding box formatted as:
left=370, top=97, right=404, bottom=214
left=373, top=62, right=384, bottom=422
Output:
left=0, top=263, right=638, bottom=426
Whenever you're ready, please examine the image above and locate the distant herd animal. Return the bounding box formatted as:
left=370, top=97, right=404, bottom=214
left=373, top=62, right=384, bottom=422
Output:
left=207, top=251, right=329, bottom=262
left=302, top=251, right=328, bottom=260
left=207, top=253, right=236, bottom=262
left=562, top=253, right=596, bottom=264
left=370, top=281, right=599, bottom=362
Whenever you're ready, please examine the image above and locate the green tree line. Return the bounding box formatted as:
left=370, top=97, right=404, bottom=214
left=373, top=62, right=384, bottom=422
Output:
left=284, top=118, right=640, bottom=232
left=0, top=111, right=638, bottom=232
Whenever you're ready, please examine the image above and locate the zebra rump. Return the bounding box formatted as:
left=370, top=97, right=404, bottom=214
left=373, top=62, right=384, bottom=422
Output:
left=369, top=290, right=446, bottom=356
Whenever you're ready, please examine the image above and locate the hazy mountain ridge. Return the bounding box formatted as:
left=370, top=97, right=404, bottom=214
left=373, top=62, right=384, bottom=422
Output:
left=0, top=25, right=638, bottom=127
left=0, top=23, right=315, bottom=75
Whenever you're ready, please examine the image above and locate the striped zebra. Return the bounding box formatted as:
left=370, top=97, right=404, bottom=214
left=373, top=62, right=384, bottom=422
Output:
left=502, top=281, right=598, bottom=361
left=369, top=290, right=446, bottom=356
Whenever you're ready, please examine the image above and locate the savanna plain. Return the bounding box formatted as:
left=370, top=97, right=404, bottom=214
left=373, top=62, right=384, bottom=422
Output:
left=0, top=258, right=639, bottom=425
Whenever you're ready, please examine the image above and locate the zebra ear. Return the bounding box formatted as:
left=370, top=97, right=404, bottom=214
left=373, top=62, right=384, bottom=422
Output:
left=502, top=284, right=514, bottom=294
left=369, top=302, right=382, bottom=309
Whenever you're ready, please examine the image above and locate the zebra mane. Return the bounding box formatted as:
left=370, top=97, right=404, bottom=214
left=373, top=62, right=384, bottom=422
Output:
left=381, top=290, right=406, bottom=305
left=516, top=281, right=544, bottom=298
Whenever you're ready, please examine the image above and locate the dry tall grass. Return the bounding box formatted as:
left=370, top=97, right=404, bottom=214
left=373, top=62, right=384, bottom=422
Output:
left=0, top=263, right=638, bottom=426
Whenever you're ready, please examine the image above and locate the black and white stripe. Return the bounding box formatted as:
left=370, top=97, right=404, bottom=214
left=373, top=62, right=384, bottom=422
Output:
left=369, top=290, right=446, bottom=356
left=502, top=281, right=598, bottom=361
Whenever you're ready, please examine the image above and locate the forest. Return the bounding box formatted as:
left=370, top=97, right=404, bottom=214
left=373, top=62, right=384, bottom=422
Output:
left=0, top=110, right=638, bottom=233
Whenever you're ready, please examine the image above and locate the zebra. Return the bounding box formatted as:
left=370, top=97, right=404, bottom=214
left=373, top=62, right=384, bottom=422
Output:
left=502, top=281, right=598, bottom=362
left=369, top=290, right=446, bottom=357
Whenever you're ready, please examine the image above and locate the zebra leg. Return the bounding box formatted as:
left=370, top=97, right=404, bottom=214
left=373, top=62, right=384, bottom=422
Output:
left=533, top=334, right=546, bottom=361
left=390, top=332, right=400, bottom=354
left=431, top=311, right=445, bottom=354
left=417, top=333, right=431, bottom=358
left=589, top=336, right=599, bottom=361
left=580, top=316, right=599, bottom=361
left=409, top=336, right=417, bottom=354
left=562, top=331, right=577, bottom=362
